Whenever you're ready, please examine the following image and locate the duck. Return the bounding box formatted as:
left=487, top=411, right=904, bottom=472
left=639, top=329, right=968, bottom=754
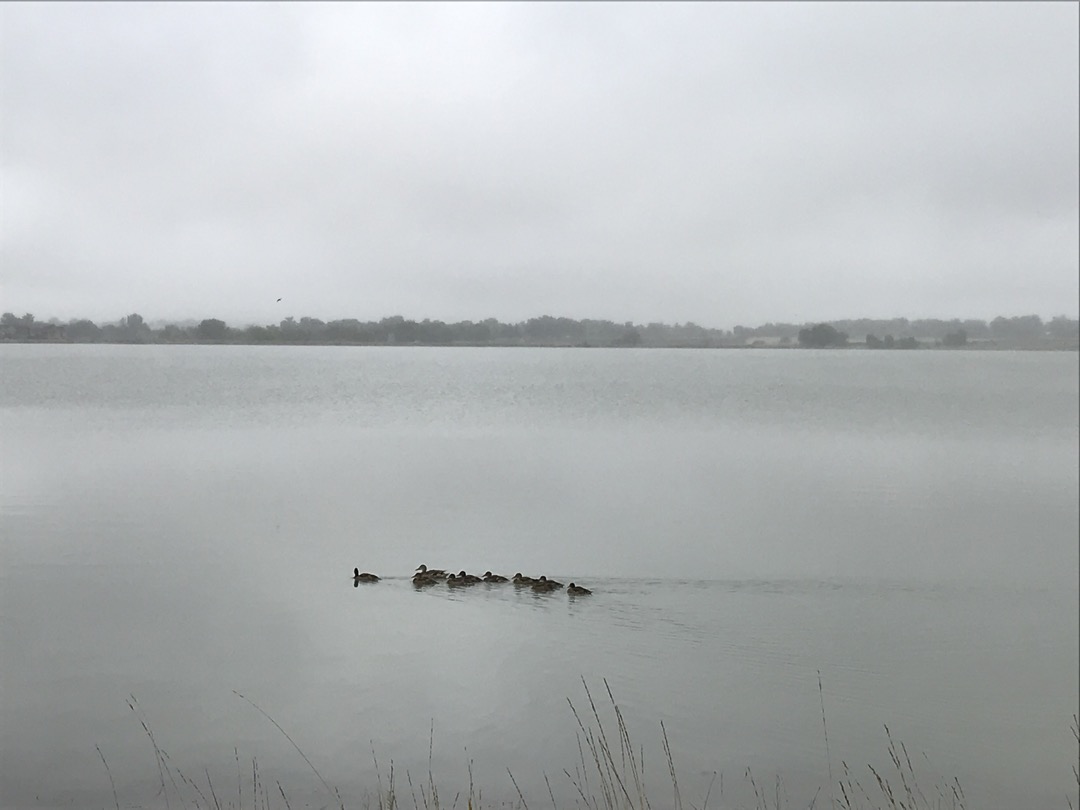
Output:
left=415, top=565, right=447, bottom=579
left=446, top=573, right=469, bottom=586
left=536, top=575, right=564, bottom=589
left=531, top=577, right=560, bottom=593
left=412, top=571, right=438, bottom=586
left=353, top=568, right=380, bottom=582
left=482, top=571, right=509, bottom=583
left=457, top=570, right=483, bottom=584
left=512, top=573, right=536, bottom=585
left=567, top=583, right=592, bottom=596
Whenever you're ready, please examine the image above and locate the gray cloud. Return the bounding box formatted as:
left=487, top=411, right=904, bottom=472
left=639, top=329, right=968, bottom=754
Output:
left=2, top=2, right=1076, bottom=326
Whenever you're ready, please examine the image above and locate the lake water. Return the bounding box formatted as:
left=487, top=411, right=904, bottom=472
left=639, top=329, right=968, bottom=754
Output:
left=1, top=345, right=1077, bottom=810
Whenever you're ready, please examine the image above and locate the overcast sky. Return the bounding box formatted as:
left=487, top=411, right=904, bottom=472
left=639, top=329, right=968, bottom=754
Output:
left=2, top=2, right=1077, bottom=328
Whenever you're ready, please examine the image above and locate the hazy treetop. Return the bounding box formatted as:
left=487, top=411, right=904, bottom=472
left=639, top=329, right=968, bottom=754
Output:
left=2, top=3, right=1077, bottom=327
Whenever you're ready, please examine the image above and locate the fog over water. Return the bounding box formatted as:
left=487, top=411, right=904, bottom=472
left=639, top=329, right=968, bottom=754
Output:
left=1, top=346, right=1077, bottom=810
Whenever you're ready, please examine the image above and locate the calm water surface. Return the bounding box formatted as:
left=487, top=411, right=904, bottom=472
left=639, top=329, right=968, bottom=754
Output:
left=1, top=346, right=1077, bottom=809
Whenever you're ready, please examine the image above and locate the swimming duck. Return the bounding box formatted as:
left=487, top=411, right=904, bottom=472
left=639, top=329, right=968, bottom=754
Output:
left=567, top=583, right=592, bottom=596
left=353, top=568, right=380, bottom=582
left=412, top=571, right=438, bottom=586
left=536, top=575, right=564, bottom=589
left=457, top=570, right=483, bottom=584
left=512, top=573, right=535, bottom=585
left=531, top=578, right=560, bottom=593
left=415, top=565, right=447, bottom=579
left=482, top=571, right=509, bottom=582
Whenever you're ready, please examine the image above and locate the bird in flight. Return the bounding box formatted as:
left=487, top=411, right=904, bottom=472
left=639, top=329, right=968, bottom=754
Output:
left=276, top=298, right=282, bottom=302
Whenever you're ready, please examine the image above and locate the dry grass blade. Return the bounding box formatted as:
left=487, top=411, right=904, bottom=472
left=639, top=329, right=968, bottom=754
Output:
left=570, top=731, right=598, bottom=810
left=817, top=672, right=834, bottom=810
left=868, top=763, right=896, bottom=809
left=96, top=745, right=121, bottom=810
left=507, top=768, right=529, bottom=810
left=604, top=678, right=649, bottom=810
left=173, top=760, right=213, bottom=810
left=407, top=768, right=423, bottom=810
left=564, top=767, right=593, bottom=810
left=205, top=767, right=221, bottom=810
left=744, top=767, right=763, bottom=810
left=690, top=770, right=717, bottom=810
left=127, top=696, right=168, bottom=808
left=427, top=721, right=440, bottom=810
left=467, top=753, right=478, bottom=810
left=278, top=780, right=293, bottom=810
left=562, top=679, right=693, bottom=810
left=660, top=722, right=680, bottom=810
left=773, top=774, right=785, bottom=810
left=584, top=679, right=636, bottom=810
left=233, top=690, right=342, bottom=809
left=373, top=745, right=398, bottom=810
left=1072, top=715, right=1079, bottom=791
left=838, top=759, right=877, bottom=810
left=884, top=725, right=916, bottom=808
left=567, top=698, right=615, bottom=810
left=545, top=771, right=558, bottom=810
left=128, top=696, right=184, bottom=806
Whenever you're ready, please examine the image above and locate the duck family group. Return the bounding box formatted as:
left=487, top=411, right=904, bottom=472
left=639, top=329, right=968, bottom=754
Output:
left=353, top=565, right=592, bottom=595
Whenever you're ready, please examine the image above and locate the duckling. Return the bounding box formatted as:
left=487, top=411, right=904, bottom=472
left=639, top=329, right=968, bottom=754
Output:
left=567, top=583, right=592, bottom=596
left=446, top=573, right=467, bottom=586
left=412, top=571, right=438, bottom=586
left=482, top=571, right=509, bottom=583
left=415, top=565, right=447, bottom=579
left=536, top=575, right=564, bottom=589
left=531, top=578, right=560, bottom=593
left=512, top=573, right=535, bottom=585
left=457, top=570, right=483, bottom=584
left=353, top=568, right=380, bottom=582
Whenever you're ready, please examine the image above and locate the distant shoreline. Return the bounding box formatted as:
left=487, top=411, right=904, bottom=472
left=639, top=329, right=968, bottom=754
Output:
left=2, top=311, right=1077, bottom=350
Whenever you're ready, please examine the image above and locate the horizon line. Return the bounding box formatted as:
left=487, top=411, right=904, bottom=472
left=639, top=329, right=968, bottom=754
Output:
left=7, top=310, right=1078, bottom=332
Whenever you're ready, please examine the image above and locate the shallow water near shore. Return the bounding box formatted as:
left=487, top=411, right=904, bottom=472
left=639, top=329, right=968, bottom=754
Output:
left=1, top=345, right=1077, bottom=809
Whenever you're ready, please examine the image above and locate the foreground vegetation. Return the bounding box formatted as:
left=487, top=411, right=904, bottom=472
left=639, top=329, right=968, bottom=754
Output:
left=3, top=311, right=1078, bottom=349
left=92, top=683, right=1079, bottom=810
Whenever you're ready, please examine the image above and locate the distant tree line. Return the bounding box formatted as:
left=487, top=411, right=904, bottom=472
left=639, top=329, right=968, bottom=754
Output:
left=798, top=323, right=850, bottom=348
left=864, top=334, right=921, bottom=350
left=2, top=310, right=1077, bottom=349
